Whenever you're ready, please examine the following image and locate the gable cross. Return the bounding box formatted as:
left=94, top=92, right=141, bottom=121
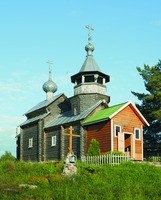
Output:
left=85, top=25, right=94, bottom=43
left=62, top=126, right=80, bottom=154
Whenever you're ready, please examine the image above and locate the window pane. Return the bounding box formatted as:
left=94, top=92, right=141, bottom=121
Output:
left=115, top=126, right=120, bottom=137
left=29, top=138, right=33, bottom=148
left=52, top=136, right=56, bottom=146
left=97, top=77, right=103, bottom=84
left=135, top=129, right=140, bottom=139
left=77, top=77, right=82, bottom=84
left=85, top=75, right=94, bottom=82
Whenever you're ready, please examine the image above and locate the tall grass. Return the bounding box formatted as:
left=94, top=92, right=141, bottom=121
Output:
left=0, top=160, right=161, bottom=200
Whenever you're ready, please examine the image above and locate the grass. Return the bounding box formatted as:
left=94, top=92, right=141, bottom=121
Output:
left=0, top=160, right=161, bottom=200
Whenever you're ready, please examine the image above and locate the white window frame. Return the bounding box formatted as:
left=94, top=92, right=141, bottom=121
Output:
left=28, top=138, right=33, bottom=148
left=73, top=107, right=77, bottom=116
left=51, top=135, right=56, bottom=146
left=114, top=125, right=121, bottom=137
left=135, top=128, right=140, bottom=140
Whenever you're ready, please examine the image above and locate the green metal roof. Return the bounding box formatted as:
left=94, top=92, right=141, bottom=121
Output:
left=83, top=102, right=127, bottom=125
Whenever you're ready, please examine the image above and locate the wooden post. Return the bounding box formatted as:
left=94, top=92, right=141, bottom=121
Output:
left=62, top=126, right=80, bottom=154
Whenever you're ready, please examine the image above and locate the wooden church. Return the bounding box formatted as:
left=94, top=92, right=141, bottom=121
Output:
left=17, top=26, right=149, bottom=162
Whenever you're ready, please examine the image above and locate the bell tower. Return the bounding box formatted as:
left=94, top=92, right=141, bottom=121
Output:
left=70, top=25, right=110, bottom=115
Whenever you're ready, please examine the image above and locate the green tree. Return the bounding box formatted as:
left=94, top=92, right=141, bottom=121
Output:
left=88, top=138, right=100, bottom=156
left=132, top=60, right=161, bottom=150
left=0, top=151, right=16, bottom=161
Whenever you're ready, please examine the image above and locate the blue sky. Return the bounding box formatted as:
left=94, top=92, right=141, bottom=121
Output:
left=0, top=0, right=161, bottom=157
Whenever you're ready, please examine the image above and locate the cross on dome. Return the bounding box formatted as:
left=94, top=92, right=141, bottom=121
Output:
left=42, top=60, right=58, bottom=100
left=85, top=25, right=94, bottom=43
left=47, top=60, right=53, bottom=80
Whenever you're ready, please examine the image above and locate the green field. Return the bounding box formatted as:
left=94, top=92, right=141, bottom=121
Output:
left=0, top=160, right=161, bottom=200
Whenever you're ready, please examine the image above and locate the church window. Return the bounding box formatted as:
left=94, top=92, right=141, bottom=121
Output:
left=76, top=77, right=82, bottom=85
left=115, top=125, right=121, bottom=137
left=85, top=75, right=94, bottom=82
left=51, top=136, right=57, bottom=146
left=73, top=107, right=77, bottom=115
left=135, top=129, right=140, bottom=140
left=28, top=138, right=33, bottom=148
left=97, top=76, right=103, bottom=84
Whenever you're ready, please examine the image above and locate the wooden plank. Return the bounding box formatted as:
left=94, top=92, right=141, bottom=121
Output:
left=118, top=132, right=124, bottom=153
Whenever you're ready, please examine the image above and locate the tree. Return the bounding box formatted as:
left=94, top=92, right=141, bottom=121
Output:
left=132, top=60, right=161, bottom=151
left=88, top=138, right=100, bottom=156
left=0, top=151, right=16, bottom=161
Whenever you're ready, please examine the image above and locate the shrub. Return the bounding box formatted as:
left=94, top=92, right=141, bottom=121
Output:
left=88, top=139, right=100, bottom=156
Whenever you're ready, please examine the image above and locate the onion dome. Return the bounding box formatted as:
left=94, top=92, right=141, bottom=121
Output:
left=43, top=78, right=57, bottom=93
left=85, top=43, right=95, bottom=56
left=43, top=62, right=57, bottom=100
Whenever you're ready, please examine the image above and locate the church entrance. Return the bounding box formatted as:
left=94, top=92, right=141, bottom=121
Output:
left=124, top=133, right=131, bottom=157
left=118, top=132, right=135, bottom=158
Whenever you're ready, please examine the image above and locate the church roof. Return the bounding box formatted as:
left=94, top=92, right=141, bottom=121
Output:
left=24, top=93, right=63, bottom=115
left=83, top=101, right=149, bottom=126
left=45, top=100, right=105, bottom=128
left=20, top=113, right=49, bottom=127
left=79, top=55, right=101, bottom=72
left=83, top=102, right=126, bottom=125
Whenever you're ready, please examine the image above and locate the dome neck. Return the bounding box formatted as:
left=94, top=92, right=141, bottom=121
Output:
left=46, top=91, right=54, bottom=100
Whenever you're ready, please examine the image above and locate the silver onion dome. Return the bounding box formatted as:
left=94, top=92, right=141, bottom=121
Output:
left=43, top=61, right=58, bottom=97
left=85, top=43, right=95, bottom=56
left=43, top=78, right=57, bottom=93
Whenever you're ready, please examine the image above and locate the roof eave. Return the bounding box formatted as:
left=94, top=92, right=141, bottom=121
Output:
left=82, top=117, right=109, bottom=126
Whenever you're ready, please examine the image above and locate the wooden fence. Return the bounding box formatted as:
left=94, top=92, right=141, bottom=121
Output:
left=81, top=154, right=130, bottom=166
left=148, top=156, right=161, bottom=162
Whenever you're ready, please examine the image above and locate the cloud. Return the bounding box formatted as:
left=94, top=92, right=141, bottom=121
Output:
left=0, top=129, right=16, bottom=157
left=0, top=83, right=22, bottom=93
left=11, top=71, right=27, bottom=79
left=0, top=115, right=25, bottom=157
left=0, top=115, right=25, bottom=124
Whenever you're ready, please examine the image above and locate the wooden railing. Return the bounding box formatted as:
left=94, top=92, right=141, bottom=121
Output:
left=81, top=154, right=130, bottom=166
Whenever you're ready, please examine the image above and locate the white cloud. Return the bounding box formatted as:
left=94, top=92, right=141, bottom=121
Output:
left=11, top=71, right=27, bottom=79
left=0, top=115, right=25, bottom=124
left=0, top=83, right=22, bottom=93
left=0, top=115, right=25, bottom=157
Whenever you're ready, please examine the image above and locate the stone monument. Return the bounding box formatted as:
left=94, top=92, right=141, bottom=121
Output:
left=62, top=126, right=80, bottom=176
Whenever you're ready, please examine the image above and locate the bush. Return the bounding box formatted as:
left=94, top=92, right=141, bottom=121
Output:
left=88, top=139, right=100, bottom=156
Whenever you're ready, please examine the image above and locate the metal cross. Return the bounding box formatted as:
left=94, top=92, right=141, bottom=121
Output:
left=85, top=25, right=94, bottom=43
left=47, top=60, right=53, bottom=79
left=62, top=126, right=80, bottom=154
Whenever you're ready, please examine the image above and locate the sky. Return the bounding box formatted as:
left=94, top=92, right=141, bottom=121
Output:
left=0, top=0, right=161, bottom=157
